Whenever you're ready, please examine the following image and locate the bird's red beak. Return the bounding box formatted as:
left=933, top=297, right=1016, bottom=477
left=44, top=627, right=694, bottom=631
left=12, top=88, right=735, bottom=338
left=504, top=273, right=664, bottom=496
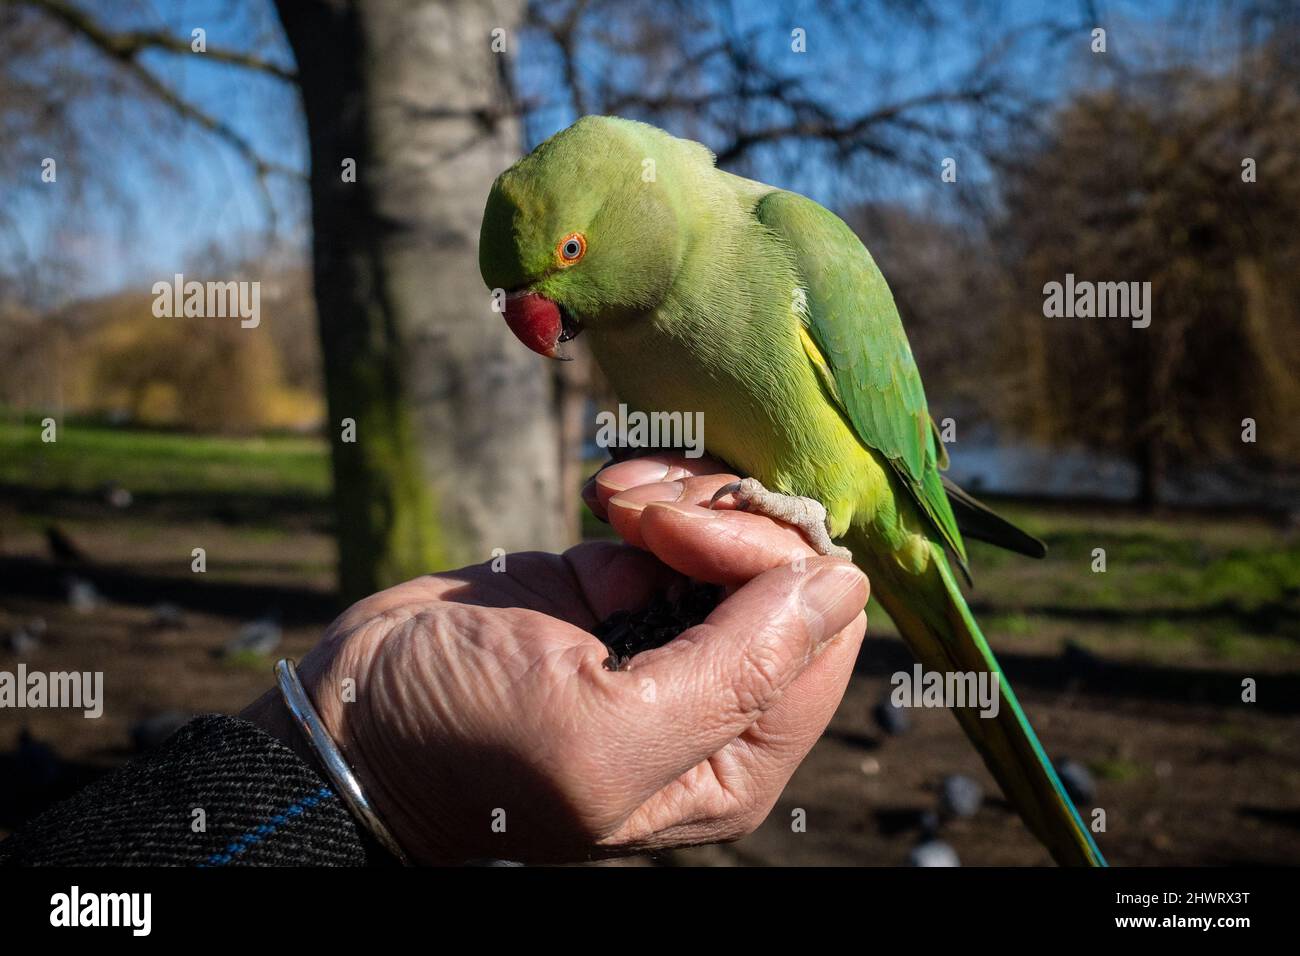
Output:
left=503, top=291, right=578, bottom=360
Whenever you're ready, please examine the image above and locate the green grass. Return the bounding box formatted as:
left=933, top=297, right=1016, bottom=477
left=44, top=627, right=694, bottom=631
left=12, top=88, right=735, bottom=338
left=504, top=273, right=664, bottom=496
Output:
left=1089, top=757, right=1147, bottom=782
left=0, top=416, right=330, bottom=499
left=984, top=611, right=1035, bottom=635
left=219, top=649, right=275, bottom=670
left=895, top=498, right=1298, bottom=660
left=965, top=503, right=1300, bottom=649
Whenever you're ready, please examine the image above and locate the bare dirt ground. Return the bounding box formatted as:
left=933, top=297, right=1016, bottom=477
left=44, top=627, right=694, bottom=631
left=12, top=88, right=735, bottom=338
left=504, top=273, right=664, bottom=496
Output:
left=2, top=500, right=1298, bottom=866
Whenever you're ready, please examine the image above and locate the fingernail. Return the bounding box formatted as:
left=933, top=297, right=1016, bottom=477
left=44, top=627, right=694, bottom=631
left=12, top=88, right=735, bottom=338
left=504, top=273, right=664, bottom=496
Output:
left=799, top=562, right=867, bottom=644
left=610, top=480, right=685, bottom=509
left=605, top=459, right=671, bottom=490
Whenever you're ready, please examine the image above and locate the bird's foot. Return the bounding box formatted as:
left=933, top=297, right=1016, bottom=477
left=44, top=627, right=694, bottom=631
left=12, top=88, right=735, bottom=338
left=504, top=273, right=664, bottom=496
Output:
left=709, top=477, right=853, bottom=561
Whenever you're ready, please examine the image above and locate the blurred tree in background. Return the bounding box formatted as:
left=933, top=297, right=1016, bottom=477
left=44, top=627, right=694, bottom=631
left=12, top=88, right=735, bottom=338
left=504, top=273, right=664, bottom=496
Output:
left=273, top=0, right=565, bottom=599
left=0, top=254, right=322, bottom=432
left=993, top=28, right=1300, bottom=507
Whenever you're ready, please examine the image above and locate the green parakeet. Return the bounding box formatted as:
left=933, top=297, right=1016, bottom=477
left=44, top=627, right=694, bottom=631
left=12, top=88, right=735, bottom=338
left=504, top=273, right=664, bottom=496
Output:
left=479, top=116, right=1105, bottom=867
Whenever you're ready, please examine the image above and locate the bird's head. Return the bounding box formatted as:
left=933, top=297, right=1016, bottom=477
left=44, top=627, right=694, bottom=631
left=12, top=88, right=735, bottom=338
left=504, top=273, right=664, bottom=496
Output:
left=479, top=116, right=705, bottom=359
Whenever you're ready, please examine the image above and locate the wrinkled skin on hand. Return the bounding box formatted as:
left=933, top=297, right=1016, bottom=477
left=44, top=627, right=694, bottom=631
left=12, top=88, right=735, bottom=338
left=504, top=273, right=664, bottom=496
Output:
left=246, top=454, right=868, bottom=864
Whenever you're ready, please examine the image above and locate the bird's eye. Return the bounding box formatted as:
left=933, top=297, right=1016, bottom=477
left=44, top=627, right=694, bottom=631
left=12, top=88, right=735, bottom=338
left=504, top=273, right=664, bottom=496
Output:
left=557, top=233, right=586, bottom=265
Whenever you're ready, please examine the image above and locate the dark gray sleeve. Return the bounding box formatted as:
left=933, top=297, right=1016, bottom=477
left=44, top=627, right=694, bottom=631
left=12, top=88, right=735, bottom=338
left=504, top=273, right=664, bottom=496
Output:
left=0, top=715, right=396, bottom=866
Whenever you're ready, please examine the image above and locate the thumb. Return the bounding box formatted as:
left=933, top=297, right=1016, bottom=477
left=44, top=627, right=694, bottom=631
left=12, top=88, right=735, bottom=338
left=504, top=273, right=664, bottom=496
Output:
left=618, top=556, right=868, bottom=785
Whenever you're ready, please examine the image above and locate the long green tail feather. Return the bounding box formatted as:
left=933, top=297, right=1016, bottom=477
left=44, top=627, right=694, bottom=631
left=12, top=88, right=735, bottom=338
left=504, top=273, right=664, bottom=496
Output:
left=855, top=533, right=1107, bottom=866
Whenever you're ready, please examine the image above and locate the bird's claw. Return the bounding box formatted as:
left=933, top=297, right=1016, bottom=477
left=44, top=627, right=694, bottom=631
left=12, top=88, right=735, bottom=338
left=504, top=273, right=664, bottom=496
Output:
left=708, top=477, right=853, bottom=561
left=709, top=480, right=745, bottom=509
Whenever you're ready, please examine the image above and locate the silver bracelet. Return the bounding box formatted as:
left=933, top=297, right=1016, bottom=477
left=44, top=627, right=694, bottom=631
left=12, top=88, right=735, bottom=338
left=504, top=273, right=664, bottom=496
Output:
left=274, top=658, right=412, bottom=865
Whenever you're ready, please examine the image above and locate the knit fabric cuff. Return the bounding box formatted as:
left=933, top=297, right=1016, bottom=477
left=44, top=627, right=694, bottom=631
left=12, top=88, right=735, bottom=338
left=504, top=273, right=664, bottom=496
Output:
left=0, top=714, right=395, bottom=866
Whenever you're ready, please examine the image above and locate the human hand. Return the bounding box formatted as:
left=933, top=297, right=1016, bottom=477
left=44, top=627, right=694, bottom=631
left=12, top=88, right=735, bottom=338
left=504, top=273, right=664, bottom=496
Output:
left=245, top=453, right=868, bottom=864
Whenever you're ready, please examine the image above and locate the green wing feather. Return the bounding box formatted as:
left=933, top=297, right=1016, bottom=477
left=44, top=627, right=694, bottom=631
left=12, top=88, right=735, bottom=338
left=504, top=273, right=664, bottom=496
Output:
left=754, top=190, right=968, bottom=573
left=753, top=189, right=1103, bottom=865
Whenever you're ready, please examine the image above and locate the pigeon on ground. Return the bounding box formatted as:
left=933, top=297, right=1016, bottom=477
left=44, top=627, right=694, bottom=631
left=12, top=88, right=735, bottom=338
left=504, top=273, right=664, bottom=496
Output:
left=149, top=602, right=186, bottom=630
left=64, top=575, right=102, bottom=613
left=908, top=839, right=961, bottom=867
left=4, top=627, right=40, bottom=655
left=872, top=698, right=912, bottom=736
left=939, top=774, right=984, bottom=819
left=221, top=613, right=282, bottom=657
left=99, top=480, right=134, bottom=509
left=1055, top=758, right=1098, bottom=804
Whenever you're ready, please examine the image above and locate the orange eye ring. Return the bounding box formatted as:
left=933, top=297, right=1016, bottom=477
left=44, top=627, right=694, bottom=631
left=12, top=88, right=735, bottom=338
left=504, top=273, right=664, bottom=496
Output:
left=556, top=232, right=586, bottom=266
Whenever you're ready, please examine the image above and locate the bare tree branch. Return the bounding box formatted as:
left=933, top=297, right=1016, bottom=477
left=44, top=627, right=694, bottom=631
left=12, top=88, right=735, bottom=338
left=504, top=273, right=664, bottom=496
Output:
left=10, top=0, right=297, bottom=81
left=539, top=0, right=592, bottom=117
left=713, top=85, right=1002, bottom=166
left=2, top=0, right=303, bottom=227
left=520, top=0, right=1043, bottom=185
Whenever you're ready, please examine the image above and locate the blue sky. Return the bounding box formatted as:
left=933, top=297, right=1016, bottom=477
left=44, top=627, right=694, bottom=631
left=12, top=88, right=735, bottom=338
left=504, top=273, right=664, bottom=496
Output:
left=4, top=0, right=1204, bottom=303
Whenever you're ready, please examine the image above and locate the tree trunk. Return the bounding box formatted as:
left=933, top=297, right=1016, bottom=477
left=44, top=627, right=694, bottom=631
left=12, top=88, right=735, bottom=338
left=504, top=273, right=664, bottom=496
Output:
left=275, top=0, right=565, bottom=601
left=1133, top=436, right=1165, bottom=511
left=1132, top=332, right=1165, bottom=511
